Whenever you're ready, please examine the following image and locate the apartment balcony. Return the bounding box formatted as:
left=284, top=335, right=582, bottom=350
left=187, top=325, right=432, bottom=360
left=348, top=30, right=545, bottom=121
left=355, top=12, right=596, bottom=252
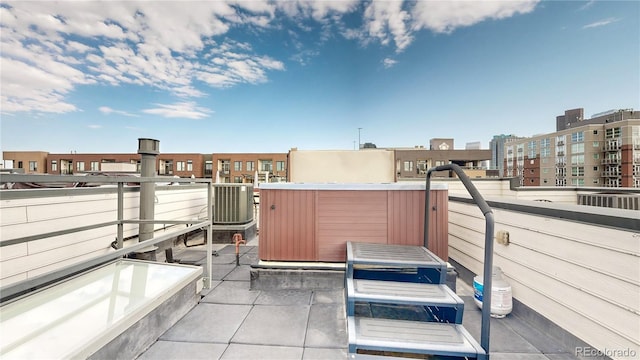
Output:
left=602, top=171, right=621, bottom=178
left=601, top=158, right=621, bottom=165
left=556, top=151, right=565, bottom=156
left=556, top=140, right=564, bottom=146
left=0, top=174, right=638, bottom=360
left=603, top=140, right=621, bottom=152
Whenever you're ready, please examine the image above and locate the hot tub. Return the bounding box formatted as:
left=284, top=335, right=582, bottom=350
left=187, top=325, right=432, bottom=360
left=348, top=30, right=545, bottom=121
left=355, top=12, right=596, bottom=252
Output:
left=258, top=183, right=448, bottom=262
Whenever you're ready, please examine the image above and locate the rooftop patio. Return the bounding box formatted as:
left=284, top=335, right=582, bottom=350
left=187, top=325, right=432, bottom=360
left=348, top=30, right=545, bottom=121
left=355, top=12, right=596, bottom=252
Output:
left=137, top=236, right=580, bottom=360
left=1, top=171, right=637, bottom=359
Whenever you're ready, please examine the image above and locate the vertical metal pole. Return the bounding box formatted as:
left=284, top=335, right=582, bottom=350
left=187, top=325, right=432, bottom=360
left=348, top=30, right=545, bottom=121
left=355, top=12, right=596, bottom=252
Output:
left=424, top=171, right=432, bottom=249
left=206, top=182, right=213, bottom=289
left=138, top=139, right=159, bottom=243
left=117, top=182, right=124, bottom=249
left=480, top=213, right=495, bottom=358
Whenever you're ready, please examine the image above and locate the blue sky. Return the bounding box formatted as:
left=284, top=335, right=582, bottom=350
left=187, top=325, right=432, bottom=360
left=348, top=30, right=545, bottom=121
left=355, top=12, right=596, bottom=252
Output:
left=1, top=0, right=638, bottom=154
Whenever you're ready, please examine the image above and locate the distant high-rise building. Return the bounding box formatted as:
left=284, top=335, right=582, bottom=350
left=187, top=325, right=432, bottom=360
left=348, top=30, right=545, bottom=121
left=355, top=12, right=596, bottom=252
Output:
left=465, top=142, right=481, bottom=150
left=506, top=109, right=639, bottom=188
left=489, top=135, right=521, bottom=176
left=556, top=108, right=584, bottom=131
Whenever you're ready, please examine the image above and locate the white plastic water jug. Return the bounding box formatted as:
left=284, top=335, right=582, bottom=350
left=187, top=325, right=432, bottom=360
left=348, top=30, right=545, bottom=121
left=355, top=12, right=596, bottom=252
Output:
left=473, top=266, right=513, bottom=318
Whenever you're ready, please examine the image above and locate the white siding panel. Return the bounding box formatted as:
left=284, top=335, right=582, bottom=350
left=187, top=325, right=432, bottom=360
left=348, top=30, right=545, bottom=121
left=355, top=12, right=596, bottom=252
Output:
left=0, top=273, right=27, bottom=288
left=499, top=256, right=638, bottom=346
left=0, top=186, right=209, bottom=286
left=28, top=227, right=118, bottom=254
left=26, top=198, right=118, bottom=222
left=507, top=276, right=638, bottom=356
left=28, top=248, right=111, bottom=278
left=0, top=205, right=27, bottom=226
left=496, top=241, right=639, bottom=312
left=0, top=243, right=28, bottom=261
left=1, top=238, right=110, bottom=278
left=448, top=200, right=640, bottom=359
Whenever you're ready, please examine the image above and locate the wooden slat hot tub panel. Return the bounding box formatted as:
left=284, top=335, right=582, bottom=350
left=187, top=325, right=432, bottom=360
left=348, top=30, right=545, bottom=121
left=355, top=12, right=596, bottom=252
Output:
left=259, top=189, right=316, bottom=261
left=317, top=191, right=387, bottom=261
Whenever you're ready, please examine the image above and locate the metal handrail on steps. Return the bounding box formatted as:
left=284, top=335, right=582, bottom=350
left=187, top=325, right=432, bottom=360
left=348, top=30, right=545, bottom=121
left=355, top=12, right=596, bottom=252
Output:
left=424, top=163, right=494, bottom=360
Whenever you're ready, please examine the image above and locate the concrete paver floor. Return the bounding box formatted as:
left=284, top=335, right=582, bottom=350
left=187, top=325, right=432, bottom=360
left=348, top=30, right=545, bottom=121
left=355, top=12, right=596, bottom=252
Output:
left=138, top=238, right=578, bottom=360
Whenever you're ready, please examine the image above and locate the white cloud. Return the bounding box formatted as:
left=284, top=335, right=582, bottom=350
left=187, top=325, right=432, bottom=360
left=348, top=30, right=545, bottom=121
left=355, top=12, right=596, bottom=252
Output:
left=1, top=0, right=540, bottom=114
left=88, top=124, right=102, bottom=129
left=411, top=0, right=539, bottom=34
left=98, top=106, right=138, bottom=117
left=578, top=1, right=596, bottom=11
left=142, top=102, right=212, bottom=120
left=382, top=58, right=398, bottom=68
left=363, top=1, right=413, bottom=52
left=1, top=1, right=287, bottom=114
left=583, top=17, right=620, bottom=29
left=344, top=0, right=539, bottom=53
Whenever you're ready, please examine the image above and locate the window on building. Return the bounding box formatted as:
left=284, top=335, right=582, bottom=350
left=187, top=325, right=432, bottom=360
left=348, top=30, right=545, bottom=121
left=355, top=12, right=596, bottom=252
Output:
left=205, top=161, right=213, bottom=176
left=234, top=161, right=242, bottom=171
left=543, top=179, right=548, bottom=184
left=187, top=160, right=193, bottom=172
left=593, top=130, right=598, bottom=135
left=570, top=143, right=584, bottom=154
left=593, top=141, right=599, bottom=148
left=527, top=140, right=537, bottom=159
left=76, top=161, right=85, bottom=172
left=90, top=161, right=99, bottom=171
left=160, top=160, right=174, bottom=175
left=435, top=160, right=445, bottom=166
left=416, top=160, right=427, bottom=174
left=29, top=161, right=37, bottom=171
left=571, top=166, right=585, bottom=176
left=220, top=160, right=230, bottom=174
left=593, top=178, right=599, bottom=184
left=593, top=153, right=600, bottom=160
left=246, top=161, right=255, bottom=171
left=17, top=161, right=23, bottom=168
left=276, top=161, right=285, bottom=172
left=593, top=166, right=598, bottom=171
left=234, top=176, right=242, bottom=183
left=571, top=131, right=584, bottom=143
left=571, top=154, right=585, bottom=165
left=605, top=127, right=621, bottom=139
left=260, top=160, right=273, bottom=172
left=571, top=178, right=585, bottom=186
left=51, top=160, right=57, bottom=172
left=176, top=161, right=186, bottom=171
left=403, top=161, right=413, bottom=172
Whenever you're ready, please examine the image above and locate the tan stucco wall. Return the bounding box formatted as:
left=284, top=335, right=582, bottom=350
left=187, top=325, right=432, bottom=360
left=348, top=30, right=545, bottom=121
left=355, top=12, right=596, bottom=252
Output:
left=289, top=149, right=395, bottom=183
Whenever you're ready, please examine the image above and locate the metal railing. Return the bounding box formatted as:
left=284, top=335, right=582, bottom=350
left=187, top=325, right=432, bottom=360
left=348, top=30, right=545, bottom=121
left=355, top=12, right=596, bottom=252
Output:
left=0, top=174, right=214, bottom=304
left=424, top=164, right=494, bottom=360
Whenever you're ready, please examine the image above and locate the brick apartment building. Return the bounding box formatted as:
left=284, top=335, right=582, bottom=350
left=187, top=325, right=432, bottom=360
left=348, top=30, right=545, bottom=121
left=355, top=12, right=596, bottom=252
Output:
left=212, top=153, right=288, bottom=183
left=43, top=153, right=208, bottom=178
left=394, top=139, right=493, bottom=180
left=1, top=151, right=48, bottom=174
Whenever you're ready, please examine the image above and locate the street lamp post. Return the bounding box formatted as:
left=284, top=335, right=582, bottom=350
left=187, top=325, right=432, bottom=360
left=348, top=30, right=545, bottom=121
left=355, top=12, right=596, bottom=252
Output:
left=358, top=127, right=362, bottom=150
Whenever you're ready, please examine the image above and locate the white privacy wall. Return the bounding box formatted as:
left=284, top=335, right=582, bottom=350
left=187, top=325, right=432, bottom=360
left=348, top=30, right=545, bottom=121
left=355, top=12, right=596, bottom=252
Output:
left=0, top=186, right=208, bottom=287
left=448, top=200, right=639, bottom=359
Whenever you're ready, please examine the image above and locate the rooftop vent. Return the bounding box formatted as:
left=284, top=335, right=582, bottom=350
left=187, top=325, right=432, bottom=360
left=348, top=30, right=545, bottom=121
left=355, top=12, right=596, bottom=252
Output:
left=578, top=193, right=640, bottom=211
